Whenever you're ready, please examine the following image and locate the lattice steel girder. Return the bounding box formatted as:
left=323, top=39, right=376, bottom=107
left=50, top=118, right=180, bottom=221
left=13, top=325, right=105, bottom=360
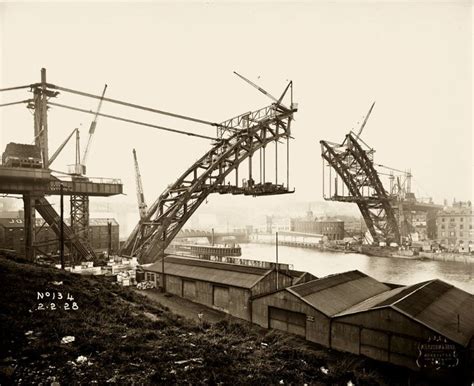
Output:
left=320, top=132, right=401, bottom=244
left=321, top=140, right=379, bottom=242
left=70, top=194, right=96, bottom=259
left=122, top=104, right=295, bottom=263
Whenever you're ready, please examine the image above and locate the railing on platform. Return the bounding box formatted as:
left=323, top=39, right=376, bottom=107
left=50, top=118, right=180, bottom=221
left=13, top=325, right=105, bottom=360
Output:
left=217, top=105, right=276, bottom=139
left=51, top=173, right=122, bottom=185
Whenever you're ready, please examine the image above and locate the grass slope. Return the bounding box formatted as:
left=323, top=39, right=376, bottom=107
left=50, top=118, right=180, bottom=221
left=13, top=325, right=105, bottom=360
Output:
left=0, top=256, right=413, bottom=385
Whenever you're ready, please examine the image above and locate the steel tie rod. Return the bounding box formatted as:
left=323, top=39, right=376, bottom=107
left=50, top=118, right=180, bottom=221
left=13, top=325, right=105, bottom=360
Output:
left=48, top=101, right=217, bottom=141
left=0, top=84, right=36, bottom=92
left=47, top=83, right=223, bottom=128
left=0, top=99, right=32, bottom=107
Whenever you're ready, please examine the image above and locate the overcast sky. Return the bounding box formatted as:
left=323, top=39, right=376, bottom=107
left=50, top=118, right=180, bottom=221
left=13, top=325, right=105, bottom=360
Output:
left=0, top=1, right=472, bottom=216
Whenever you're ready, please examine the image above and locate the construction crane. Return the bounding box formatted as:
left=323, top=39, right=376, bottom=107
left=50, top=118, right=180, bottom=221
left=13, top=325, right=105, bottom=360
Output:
left=375, top=163, right=412, bottom=198
left=48, top=128, right=78, bottom=166
left=355, top=101, right=375, bottom=140
left=321, top=103, right=441, bottom=246
left=76, top=84, right=107, bottom=175
left=233, top=71, right=292, bottom=111
left=67, top=84, right=107, bottom=260
left=121, top=74, right=297, bottom=263
left=6, top=70, right=295, bottom=263
left=132, top=148, right=148, bottom=220
left=0, top=69, right=122, bottom=263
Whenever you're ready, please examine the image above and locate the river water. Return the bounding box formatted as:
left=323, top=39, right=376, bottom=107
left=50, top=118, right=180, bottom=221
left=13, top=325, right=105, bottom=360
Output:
left=239, top=243, right=474, bottom=293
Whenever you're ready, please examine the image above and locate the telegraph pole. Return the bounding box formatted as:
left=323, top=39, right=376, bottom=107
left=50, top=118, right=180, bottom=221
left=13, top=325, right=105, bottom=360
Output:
left=60, top=184, right=65, bottom=269
left=161, top=229, right=166, bottom=292
left=34, top=68, right=49, bottom=167
left=276, top=231, right=279, bottom=290
left=107, top=220, right=112, bottom=257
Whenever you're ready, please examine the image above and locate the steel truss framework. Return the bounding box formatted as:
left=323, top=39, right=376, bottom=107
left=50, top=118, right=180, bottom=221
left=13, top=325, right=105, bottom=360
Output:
left=320, top=132, right=400, bottom=244
left=122, top=104, right=296, bottom=263
left=70, top=194, right=96, bottom=259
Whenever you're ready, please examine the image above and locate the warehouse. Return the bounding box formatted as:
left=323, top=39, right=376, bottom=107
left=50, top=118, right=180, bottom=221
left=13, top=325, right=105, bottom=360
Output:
left=0, top=217, right=119, bottom=255
left=88, top=218, right=120, bottom=253
left=289, top=270, right=318, bottom=285
left=0, top=218, right=32, bottom=254
left=251, top=270, right=391, bottom=346
left=142, top=255, right=295, bottom=321
left=332, top=279, right=474, bottom=371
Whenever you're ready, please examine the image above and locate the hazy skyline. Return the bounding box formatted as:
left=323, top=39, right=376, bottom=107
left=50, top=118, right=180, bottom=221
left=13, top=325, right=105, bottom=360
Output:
left=1, top=1, right=472, bottom=218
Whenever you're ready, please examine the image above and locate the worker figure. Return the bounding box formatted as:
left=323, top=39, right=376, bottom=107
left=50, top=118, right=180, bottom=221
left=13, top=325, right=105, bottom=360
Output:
left=198, top=312, right=204, bottom=329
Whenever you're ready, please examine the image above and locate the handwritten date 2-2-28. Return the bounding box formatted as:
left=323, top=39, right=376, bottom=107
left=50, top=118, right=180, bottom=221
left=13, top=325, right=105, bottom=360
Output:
left=35, top=291, right=79, bottom=311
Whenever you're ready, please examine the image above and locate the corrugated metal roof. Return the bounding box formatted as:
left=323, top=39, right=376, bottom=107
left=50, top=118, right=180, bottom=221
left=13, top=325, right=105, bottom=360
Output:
left=144, top=255, right=272, bottom=288
left=394, top=280, right=452, bottom=316
left=376, top=281, right=430, bottom=307
left=288, top=271, right=391, bottom=316
left=291, top=271, right=318, bottom=285
left=286, top=269, right=315, bottom=279
left=335, top=279, right=474, bottom=346
left=335, top=286, right=407, bottom=316
left=394, top=281, right=474, bottom=346
left=291, top=270, right=365, bottom=297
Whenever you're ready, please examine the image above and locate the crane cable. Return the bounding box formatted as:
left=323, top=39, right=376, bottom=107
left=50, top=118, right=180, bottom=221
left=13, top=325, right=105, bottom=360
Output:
left=47, top=101, right=217, bottom=141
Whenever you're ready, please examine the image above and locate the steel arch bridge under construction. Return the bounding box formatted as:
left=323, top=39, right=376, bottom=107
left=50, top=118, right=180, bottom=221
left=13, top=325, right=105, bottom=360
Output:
left=320, top=132, right=401, bottom=245
left=122, top=82, right=297, bottom=263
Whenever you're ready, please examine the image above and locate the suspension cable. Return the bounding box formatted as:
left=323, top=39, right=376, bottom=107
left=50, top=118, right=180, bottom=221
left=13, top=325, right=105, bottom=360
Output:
left=47, top=83, right=222, bottom=128
left=0, top=99, right=32, bottom=108
left=48, top=101, right=217, bottom=141
left=0, top=84, right=36, bottom=92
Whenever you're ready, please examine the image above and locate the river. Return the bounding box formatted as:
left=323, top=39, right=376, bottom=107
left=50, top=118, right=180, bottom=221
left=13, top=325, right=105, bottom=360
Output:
left=239, top=243, right=474, bottom=293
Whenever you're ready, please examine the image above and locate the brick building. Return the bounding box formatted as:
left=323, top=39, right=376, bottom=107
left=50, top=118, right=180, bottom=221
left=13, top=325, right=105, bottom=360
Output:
left=290, top=218, right=344, bottom=240
left=0, top=217, right=120, bottom=256
left=436, top=201, right=473, bottom=252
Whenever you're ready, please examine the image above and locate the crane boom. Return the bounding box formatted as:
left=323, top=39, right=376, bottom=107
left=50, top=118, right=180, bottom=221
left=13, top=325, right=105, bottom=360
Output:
left=375, top=163, right=410, bottom=175
left=49, top=128, right=78, bottom=166
left=233, top=71, right=290, bottom=110
left=82, top=84, right=107, bottom=167
left=355, top=101, right=375, bottom=139
left=133, top=148, right=148, bottom=220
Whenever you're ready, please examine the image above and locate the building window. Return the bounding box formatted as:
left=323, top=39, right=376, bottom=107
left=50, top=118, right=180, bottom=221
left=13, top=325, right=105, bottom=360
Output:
left=441, top=232, right=445, bottom=237
left=460, top=225, right=463, bottom=230
left=441, top=225, right=445, bottom=230
left=450, top=218, right=455, bottom=222
left=442, top=218, right=445, bottom=222
left=450, top=231, right=455, bottom=237
left=460, top=218, right=464, bottom=222
left=460, top=232, right=463, bottom=237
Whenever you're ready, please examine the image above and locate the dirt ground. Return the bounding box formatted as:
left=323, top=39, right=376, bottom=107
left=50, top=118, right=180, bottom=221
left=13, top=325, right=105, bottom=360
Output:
left=1, top=255, right=458, bottom=385
left=134, top=289, right=227, bottom=323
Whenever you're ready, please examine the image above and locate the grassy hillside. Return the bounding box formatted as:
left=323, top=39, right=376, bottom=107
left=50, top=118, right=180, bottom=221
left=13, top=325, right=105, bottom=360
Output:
left=0, top=256, right=416, bottom=385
